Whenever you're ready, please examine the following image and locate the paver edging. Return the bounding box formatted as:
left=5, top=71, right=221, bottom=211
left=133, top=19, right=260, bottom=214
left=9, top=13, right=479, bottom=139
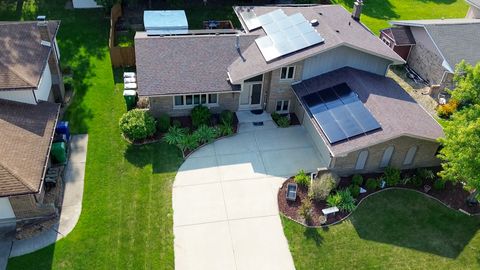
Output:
left=280, top=187, right=479, bottom=229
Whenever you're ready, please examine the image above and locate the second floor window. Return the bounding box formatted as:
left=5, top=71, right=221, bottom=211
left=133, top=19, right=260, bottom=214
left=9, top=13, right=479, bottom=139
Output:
left=280, top=66, right=295, bottom=80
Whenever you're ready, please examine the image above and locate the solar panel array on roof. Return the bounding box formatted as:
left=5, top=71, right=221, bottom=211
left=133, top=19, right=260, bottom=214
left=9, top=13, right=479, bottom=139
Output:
left=254, top=11, right=324, bottom=61
left=302, top=83, right=381, bottom=144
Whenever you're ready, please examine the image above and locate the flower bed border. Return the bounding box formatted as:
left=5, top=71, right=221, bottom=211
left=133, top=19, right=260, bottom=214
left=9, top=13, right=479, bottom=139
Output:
left=280, top=186, right=480, bottom=229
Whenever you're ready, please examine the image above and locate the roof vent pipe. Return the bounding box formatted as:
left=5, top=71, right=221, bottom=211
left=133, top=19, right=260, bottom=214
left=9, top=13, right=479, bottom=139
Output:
left=352, top=0, right=363, bottom=21
left=235, top=34, right=240, bottom=50
left=310, top=19, right=319, bottom=27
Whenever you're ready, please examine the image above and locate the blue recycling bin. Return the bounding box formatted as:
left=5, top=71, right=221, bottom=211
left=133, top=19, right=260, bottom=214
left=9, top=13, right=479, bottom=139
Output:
left=55, top=121, right=70, bottom=142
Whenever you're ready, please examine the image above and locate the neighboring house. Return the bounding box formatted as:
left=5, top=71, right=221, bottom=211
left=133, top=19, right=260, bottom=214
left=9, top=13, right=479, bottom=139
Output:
left=0, top=17, right=63, bottom=237
left=72, top=0, right=102, bottom=9
left=0, top=17, right=64, bottom=104
left=466, top=0, right=480, bottom=18
left=135, top=5, right=444, bottom=175
left=382, top=6, right=480, bottom=96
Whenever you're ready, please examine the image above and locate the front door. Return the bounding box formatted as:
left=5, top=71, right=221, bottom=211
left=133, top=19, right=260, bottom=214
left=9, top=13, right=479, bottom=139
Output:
left=239, top=83, right=263, bottom=110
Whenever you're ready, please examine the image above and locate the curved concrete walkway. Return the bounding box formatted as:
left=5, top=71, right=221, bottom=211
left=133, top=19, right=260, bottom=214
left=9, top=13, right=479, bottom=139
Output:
left=7, top=134, right=88, bottom=259
left=173, top=122, right=327, bottom=270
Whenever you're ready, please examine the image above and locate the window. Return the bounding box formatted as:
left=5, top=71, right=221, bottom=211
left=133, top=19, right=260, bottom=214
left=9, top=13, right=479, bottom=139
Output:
left=380, top=146, right=394, bottom=168
left=355, top=150, right=369, bottom=170
left=276, top=100, right=290, bottom=112
left=280, top=66, right=295, bottom=80
left=403, top=146, right=418, bottom=165
left=381, top=37, right=391, bottom=47
left=173, top=94, right=218, bottom=108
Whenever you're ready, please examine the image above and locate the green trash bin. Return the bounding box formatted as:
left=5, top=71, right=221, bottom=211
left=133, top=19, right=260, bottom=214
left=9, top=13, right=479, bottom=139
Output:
left=123, top=90, right=137, bottom=110
left=51, top=142, right=67, bottom=164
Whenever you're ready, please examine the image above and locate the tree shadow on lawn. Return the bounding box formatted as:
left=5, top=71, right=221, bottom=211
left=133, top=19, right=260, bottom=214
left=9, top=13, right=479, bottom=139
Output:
left=303, top=226, right=328, bottom=247
left=350, top=189, right=480, bottom=258
left=123, top=142, right=183, bottom=174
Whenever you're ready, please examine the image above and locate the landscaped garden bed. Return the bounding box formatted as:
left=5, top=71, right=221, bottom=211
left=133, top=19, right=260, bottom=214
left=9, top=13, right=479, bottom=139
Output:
left=279, top=167, right=480, bottom=228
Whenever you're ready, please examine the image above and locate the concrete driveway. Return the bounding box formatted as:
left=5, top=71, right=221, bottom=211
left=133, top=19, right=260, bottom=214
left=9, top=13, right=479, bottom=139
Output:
left=173, top=123, right=327, bottom=270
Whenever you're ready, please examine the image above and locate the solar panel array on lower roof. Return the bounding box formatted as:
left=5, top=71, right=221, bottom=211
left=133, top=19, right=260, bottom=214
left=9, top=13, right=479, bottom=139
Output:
left=302, top=83, right=381, bottom=144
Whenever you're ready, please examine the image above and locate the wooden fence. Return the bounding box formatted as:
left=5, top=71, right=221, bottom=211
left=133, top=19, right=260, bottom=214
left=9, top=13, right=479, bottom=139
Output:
left=109, top=4, right=135, bottom=68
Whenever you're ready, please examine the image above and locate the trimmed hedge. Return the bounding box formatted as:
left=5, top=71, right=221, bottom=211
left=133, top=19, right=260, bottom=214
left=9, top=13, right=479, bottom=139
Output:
left=119, top=109, right=156, bottom=141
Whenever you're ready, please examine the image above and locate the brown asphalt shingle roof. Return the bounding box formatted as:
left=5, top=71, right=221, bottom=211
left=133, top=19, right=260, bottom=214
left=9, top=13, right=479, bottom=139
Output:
left=0, top=21, right=60, bottom=91
left=228, top=5, right=404, bottom=84
left=0, top=99, right=60, bottom=197
left=382, top=27, right=416, bottom=45
left=293, top=67, right=444, bottom=156
left=135, top=33, right=258, bottom=96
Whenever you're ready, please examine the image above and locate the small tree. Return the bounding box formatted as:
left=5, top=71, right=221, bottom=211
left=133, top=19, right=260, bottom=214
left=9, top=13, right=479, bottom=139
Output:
left=309, top=172, right=337, bottom=202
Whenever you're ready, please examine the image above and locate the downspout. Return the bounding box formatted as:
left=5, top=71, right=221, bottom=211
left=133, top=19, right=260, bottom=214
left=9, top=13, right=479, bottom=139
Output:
left=32, top=89, right=38, bottom=104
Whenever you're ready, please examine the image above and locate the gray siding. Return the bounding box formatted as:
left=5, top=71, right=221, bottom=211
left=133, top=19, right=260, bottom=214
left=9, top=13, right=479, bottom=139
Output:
left=302, top=46, right=392, bottom=80
left=300, top=107, right=332, bottom=167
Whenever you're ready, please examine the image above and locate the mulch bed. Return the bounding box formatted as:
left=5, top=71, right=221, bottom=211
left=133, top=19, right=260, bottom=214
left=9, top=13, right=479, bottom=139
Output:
left=278, top=177, right=349, bottom=226
left=279, top=168, right=480, bottom=227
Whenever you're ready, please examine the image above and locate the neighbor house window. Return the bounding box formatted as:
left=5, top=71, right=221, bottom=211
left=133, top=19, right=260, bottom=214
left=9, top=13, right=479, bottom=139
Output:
left=173, top=94, right=218, bottom=108
left=381, top=37, right=391, bottom=47
left=276, top=100, right=290, bottom=112
left=280, top=66, right=295, bottom=80
left=403, top=146, right=418, bottom=165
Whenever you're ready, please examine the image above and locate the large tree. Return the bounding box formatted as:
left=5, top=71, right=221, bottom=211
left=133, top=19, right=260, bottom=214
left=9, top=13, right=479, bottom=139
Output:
left=438, top=61, right=480, bottom=200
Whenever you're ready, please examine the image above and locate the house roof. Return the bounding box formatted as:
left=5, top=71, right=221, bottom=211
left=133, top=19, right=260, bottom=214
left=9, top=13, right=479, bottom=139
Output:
left=135, top=32, right=257, bottom=96
left=391, top=19, right=480, bottom=71
left=228, top=5, right=404, bottom=84
left=0, top=20, right=60, bottom=91
left=292, top=67, right=444, bottom=156
left=0, top=99, right=60, bottom=197
left=381, top=27, right=416, bottom=45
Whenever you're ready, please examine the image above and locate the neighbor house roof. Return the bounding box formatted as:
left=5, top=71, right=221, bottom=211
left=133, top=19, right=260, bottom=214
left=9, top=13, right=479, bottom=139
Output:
left=0, top=20, right=60, bottom=91
left=292, top=67, right=444, bottom=156
left=381, top=27, right=416, bottom=45
left=0, top=99, right=60, bottom=197
left=466, top=0, right=480, bottom=9
left=135, top=32, right=257, bottom=96
left=228, top=5, right=404, bottom=84
left=391, top=19, right=480, bottom=71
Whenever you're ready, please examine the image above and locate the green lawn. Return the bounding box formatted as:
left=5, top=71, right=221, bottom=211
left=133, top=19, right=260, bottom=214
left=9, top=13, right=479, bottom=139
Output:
left=282, top=189, right=480, bottom=270
left=3, top=1, right=182, bottom=269
left=332, top=0, right=469, bottom=34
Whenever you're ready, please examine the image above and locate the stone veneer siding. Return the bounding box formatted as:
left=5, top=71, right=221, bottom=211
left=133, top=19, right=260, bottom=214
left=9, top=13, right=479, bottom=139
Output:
left=148, top=92, right=240, bottom=117
left=265, top=61, right=304, bottom=113
left=408, top=43, right=446, bottom=85
left=331, top=136, right=441, bottom=176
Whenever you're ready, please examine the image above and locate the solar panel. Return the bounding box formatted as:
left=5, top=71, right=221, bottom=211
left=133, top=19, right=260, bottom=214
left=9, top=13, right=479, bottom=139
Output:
left=302, top=84, right=381, bottom=144
left=254, top=11, right=325, bottom=61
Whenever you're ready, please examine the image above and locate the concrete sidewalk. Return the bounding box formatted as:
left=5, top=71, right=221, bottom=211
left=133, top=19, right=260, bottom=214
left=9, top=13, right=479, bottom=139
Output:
left=8, top=134, right=88, bottom=258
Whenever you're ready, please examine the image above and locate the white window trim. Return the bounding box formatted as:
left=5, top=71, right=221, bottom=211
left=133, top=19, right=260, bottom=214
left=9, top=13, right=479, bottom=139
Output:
left=173, top=94, right=219, bottom=109
left=280, top=66, right=296, bottom=81
left=275, top=99, right=290, bottom=113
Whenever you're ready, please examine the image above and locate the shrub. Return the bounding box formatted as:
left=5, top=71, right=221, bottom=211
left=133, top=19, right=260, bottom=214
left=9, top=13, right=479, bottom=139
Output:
left=417, top=168, right=436, bottom=181
left=294, top=169, right=310, bottom=188
left=298, top=199, right=313, bottom=224
left=326, top=193, right=342, bottom=208
left=384, top=166, right=401, bottom=186
left=411, top=175, right=423, bottom=187
left=163, top=126, right=187, bottom=145
left=436, top=99, right=459, bottom=119
left=352, top=174, right=363, bottom=186
left=220, top=110, right=234, bottom=126
left=271, top=112, right=280, bottom=122
left=193, top=125, right=218, bottom=144
left=336, top=189, right=356, bottom=212
left=433, top=179, right=446, bottom=190
left=277, top=116, right=290, bottom=128
left=218, top=123, right=234, bottom=136
left=119, top=109, right=156, bottom=141
left=172, top=119, right=182, bottom=128
left=177, top=134, right=199, bottom=155
left=309, top=173, right=337, bottom=202
left=191, top=105, right=211, bottom=128
left=157, top=114, right=170, bottom=133
left=365, top=178, right=378, bottom=191
left=348, top=184, right=360, bottom=198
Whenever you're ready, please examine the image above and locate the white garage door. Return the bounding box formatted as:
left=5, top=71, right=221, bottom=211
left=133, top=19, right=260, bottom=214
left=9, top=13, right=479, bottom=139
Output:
left=0, top=198, right=16, bottom=238
left=302, top=113, right=332, bottom=167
